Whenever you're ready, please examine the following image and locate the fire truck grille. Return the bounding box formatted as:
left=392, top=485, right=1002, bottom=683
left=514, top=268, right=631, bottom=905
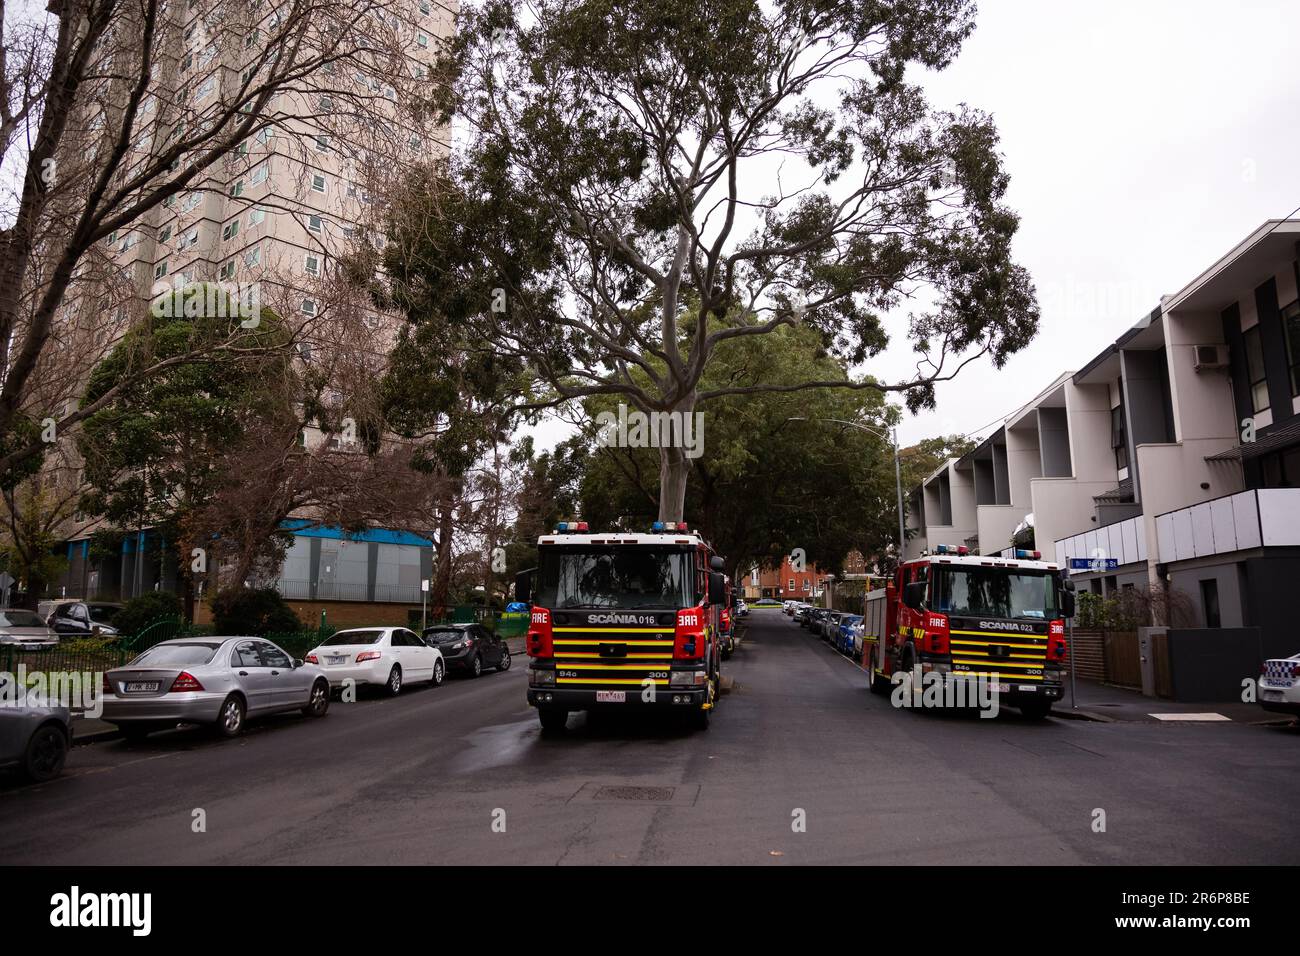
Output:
left=948, top=629, right=1048, bottom=682
left=552, top=628, right=676, bottom=687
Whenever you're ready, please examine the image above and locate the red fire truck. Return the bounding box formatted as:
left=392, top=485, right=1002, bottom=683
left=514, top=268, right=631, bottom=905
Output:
left=860, top=545, right=1076, bottom=719
left=516, top=521, right=729, bottom=732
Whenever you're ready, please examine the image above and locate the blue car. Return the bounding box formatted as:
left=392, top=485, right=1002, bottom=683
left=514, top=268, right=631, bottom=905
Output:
left=836, top=615, right=863, bottom=657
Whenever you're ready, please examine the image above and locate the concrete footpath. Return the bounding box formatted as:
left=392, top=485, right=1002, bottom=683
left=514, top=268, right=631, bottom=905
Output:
left=1055, top=677, right=1295, bottom=725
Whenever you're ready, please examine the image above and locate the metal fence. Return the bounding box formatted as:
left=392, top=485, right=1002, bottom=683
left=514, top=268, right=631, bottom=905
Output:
left=0, top=617, right=339, bottom=686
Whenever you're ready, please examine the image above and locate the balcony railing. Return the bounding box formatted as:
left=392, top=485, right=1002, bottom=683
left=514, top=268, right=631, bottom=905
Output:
left=1156, top=488, right=1300, bottom=563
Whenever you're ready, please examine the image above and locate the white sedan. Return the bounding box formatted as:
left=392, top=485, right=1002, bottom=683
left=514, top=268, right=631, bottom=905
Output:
left=306, top=627, right=444, bottom=696
left=1259, top=653, right=1300, bottom=716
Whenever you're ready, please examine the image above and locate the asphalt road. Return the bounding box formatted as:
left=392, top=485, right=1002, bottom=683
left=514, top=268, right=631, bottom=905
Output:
left=4, top=611, right=1298, bottom=865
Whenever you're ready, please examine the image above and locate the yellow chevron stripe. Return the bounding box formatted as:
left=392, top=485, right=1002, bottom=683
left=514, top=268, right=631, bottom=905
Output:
left=557, top=678, right=667, bottom=686
left=950, top=639, right=1046, bottom=651
left=951, top=629, right=1047, bottom=640
left=554, top=653, right=672, bottom=660
left=950, top=670, right=1045, bottom=681
left=553, top=639, right=669, bottom=647
left=952, top=658, right=1044, bottom=670
left=552, top=627, right=668, bottom=633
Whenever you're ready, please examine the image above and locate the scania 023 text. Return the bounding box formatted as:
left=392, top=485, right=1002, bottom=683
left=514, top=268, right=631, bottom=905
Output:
left=515, top=521, right=730, bottom=732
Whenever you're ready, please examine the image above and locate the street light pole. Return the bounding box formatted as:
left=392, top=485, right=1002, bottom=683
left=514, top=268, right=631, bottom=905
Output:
left=786, top=417, right=908, bottom=565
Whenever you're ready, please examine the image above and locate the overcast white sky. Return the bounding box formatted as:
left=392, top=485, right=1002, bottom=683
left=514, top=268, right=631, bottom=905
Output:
left=526, top=0, right=1300, bottom=452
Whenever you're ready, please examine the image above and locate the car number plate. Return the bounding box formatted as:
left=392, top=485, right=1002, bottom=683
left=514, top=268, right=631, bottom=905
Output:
left=125, top=681, right=160, bottom=692
left=327, top=656, right=346, bottom=665
left=596, top=690, right=626, bottom=703
left=1262, top=689, right=1284, bottom=702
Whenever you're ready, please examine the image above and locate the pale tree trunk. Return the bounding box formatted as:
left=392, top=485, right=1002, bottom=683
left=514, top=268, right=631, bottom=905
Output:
left=656, top=394, right=696, bottom=522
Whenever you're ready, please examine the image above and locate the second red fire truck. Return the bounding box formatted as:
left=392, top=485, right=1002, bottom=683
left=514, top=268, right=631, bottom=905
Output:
left=860, top=545, right=1076, bottom=719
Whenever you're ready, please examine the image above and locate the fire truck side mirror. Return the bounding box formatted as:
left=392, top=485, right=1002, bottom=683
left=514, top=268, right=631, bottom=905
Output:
left=1062, top=583, right=1076, bottom=620
left=710, top=555, right=726, bottom=571
left=514, top=569, right=533, bottom=605
left=708, top=571, right=726, bottom=605
left=902, top=581, right=926, bottom=611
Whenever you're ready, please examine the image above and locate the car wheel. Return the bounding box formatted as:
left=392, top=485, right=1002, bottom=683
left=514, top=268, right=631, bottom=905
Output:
left=538, top=707, right=568, bottom=732
left=497, top=648, right=512, bottom=672
left=1019, top=699, right=1053, bottom=721
left=385, top=665, right=403, bottom=697
left=432, top=658, right=445, bottom=686
left=215, top=695, right=246, bottom=738
left=469, top=654, right=482, bottom=678
left=302, top=680, right=330, bottom=718
left=23, top=723, right=68, bottom=782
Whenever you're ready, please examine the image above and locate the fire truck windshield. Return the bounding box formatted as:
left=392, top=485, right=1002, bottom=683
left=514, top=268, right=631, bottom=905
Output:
left=932, top=566, right=1059, bottom=620
left=535, top=546, right=693, bottom=609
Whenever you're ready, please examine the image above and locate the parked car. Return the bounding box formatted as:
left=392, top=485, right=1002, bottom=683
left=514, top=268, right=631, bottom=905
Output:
left=735, top=599, right=749, bottom=617
left=0, top=675, right=70, bottom=782
left=41, top=600, right=124, bottom=639
left=836, top=615, right=863, bottom=656
left=0, top=609, right=59, bottom=650
left=307, top=627, right=445, bottom=694
left=820, top=611, right=845, bottom=642
left=792, top=604, right=810, bottom=623
left=1259, top=653, right=1300, bottom=716
left=102, top=637, right=331, bottom=740
left=420, top=623, right=509, bottom=677
left=801, top=607, right=823, bottom=630
left=752, top=598, right=782, bottom=608
left=783, top=600, right=797, bottom=616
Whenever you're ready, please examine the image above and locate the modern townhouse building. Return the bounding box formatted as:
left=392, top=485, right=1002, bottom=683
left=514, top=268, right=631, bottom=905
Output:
left=902, top=218, right=1300, bottom=688
left=42, top=0, right=457, bottom=625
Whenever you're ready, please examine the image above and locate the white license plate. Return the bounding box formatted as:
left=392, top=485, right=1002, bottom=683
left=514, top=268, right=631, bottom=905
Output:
left=327, top=656, right=347, bottom=665
left=125, top=681, right=160, bottom=692
left=1263, top=689, right=1285, bottom=702
left=595, top=690, right=626, bottom=703
left=1018, top=685, right=1038, bottom=692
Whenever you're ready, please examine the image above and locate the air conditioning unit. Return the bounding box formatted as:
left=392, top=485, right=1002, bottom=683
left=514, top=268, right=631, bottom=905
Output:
left=1193, top=344, right=1229, bottom=371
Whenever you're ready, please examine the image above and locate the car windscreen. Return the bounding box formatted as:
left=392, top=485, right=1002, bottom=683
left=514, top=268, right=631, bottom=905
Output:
left=0, top=610, right=45, bottom=628
left=87, top=604, right=121, bottom=624
left=932, top=567, right=1058, bottom=620
left=535, top=546, right=693, bottom=609
left=131, top=643, right=221, bottom=667
left=423, top=629, right=465, bottom=642
left=322, top=630, right=384, bottom=646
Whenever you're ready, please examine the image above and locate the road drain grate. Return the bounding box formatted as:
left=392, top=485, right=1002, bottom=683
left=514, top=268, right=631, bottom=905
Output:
left=594, top=785, right=676, bottom=802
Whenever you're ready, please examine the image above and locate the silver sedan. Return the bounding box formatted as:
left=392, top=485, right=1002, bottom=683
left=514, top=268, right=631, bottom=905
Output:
left=0, top=676, right=71, bottom=782
left=102, top=637, right=331, bottom=740
left=0, top=608, right=59, bottom=651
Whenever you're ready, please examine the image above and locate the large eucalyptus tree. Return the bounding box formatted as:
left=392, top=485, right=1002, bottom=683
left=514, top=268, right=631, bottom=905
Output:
left=384, top=0, right=1039, bottom=521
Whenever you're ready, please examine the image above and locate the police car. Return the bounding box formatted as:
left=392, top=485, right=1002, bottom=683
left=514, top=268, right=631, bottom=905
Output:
left=1259, top=653, right=1300, bottom=716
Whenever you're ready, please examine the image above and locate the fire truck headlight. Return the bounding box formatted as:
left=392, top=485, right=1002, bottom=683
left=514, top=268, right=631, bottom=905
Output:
left=529, top=669, right=556, bottom=687
left=670, top=670, right=708, bottom=689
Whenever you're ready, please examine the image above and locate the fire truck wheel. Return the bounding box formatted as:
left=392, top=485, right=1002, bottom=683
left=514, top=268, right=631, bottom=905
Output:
left=538, top=707, right=568, bottom=732
left=1018, top=700, right=1053, bottom=720
left=868, top=648, right=890, bottom=695
left=691, top=705, right=711, bottom=731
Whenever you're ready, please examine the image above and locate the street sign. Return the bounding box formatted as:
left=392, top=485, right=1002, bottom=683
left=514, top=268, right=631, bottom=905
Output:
left=1068, top=557, right=1118, bottom=571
